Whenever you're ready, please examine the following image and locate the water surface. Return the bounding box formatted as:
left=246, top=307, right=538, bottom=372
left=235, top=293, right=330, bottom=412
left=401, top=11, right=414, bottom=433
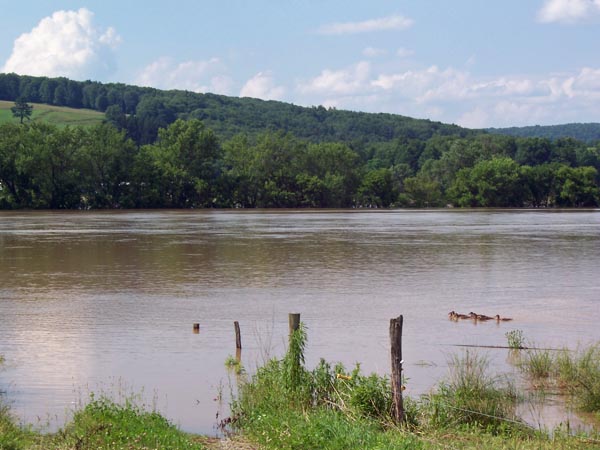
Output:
left=0, top=209, right=598, bottom=433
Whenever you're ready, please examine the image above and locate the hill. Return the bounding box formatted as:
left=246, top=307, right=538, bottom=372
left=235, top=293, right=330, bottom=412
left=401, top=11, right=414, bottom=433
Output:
left=486, top=123, right=600, bottom=143
left=0, top=73, right=471, bottom=145
left=0, top=100, right=104, bottom=126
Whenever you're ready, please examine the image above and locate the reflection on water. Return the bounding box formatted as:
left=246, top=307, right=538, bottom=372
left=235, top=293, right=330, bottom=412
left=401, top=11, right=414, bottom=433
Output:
left=0, top=209, right=599, bottom=433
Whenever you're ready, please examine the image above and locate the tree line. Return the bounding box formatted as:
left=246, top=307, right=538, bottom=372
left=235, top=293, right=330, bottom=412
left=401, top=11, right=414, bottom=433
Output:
left=1, top=119, right=598, bottom=209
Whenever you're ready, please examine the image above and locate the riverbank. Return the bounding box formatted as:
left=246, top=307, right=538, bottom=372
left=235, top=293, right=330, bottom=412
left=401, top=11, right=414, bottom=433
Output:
left=3, top=324, right=600, bottom=449
left=0, top=381, right=597, bottom=449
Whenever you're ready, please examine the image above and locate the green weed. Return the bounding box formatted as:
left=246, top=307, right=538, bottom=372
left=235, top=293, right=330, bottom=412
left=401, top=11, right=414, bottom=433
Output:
left=506, top=329, right=525, bottom=349
left=521, top=348, right=554, bottom=379
left=424, top=351, right=521, bottom=434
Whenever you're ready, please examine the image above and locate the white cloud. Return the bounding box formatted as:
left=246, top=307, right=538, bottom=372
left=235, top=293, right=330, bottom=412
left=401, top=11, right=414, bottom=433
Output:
left=299, top=61, right=370, bottom=95
left=136, top=57, right=233, bottom=94
left=457, top=107, right=490, bottom=129
left=240, top=71, right=285, bottom=100
left=2, top=8, right=120, bottom=79
left=292, top=59, right=600, bottom=127
left=396, top=47, right=414, bottom=58
left=537, top=0, right=600, bottom=23
left=317, top=15, right=413, bottom=35
left=363, top=47, right=388, bottom=58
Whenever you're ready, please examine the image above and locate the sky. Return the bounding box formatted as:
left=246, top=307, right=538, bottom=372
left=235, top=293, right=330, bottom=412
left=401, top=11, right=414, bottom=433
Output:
left=2, top=0, right=600, bottom=128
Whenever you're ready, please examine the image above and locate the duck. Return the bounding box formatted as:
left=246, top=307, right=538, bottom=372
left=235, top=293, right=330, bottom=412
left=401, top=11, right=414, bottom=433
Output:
left=469, top=312, right=493, bottom=321
left=455, top=312, right=471, bottom=320
left=448, top=311, right=471, bottom=320
left=495, top=314, right=513, bottom=322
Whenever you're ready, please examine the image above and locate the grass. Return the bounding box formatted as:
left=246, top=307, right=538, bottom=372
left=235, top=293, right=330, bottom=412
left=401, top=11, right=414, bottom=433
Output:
left=518, top=344, right=600, bottom=413
left=0, top=100, right=104, bottom=127
left=3, top=336, right=600, bottom=450
left=230, top=324, right=600, bottom=449
left=0, top=394, right=206, bottom=450
left=424, top=351, right=522, bottom=434
left=506, top=329, right=525, bottom=349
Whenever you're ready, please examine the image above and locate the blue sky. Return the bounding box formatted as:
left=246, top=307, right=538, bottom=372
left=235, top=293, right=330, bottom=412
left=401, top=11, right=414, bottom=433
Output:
left=2, top=0, right=600, bottom=128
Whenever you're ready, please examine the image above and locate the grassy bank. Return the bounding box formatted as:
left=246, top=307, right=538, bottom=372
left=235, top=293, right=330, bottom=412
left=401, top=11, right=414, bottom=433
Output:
left=0, top=379, right=208, bottom=450
left=3, top=331, right=600, bottom=449
left=230, top=324, right=600, bottom=449
left=0, top=100, right=104, bottom=127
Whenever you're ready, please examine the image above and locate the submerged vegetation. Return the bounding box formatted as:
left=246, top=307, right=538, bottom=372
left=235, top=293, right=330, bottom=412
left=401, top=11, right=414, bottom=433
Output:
left=520, top=344, right=600, bottom=413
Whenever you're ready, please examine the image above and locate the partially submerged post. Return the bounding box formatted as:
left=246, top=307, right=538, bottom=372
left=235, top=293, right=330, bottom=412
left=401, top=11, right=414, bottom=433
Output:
left=288, top=313, right=300, bottom=335
left=193, top=323, right=200, bottom=333
left=234, top=321, right=242, bottom=349
left=390, top=315, right=405, bottom=423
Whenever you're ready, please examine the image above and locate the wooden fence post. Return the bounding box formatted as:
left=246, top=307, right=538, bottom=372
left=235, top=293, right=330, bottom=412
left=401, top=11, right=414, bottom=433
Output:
left=390, top=315, right=405, bottom=423
left=288, top=313, right=300, bottom=335
left=234, top=321, right=242, bottom=349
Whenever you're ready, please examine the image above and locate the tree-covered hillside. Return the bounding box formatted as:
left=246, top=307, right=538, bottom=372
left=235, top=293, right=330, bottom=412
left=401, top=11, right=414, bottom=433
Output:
left=1, top=73, right=599, bottom=210
left=0, top=73, right=471, bottom=146
left=487, top=123, right=600, bottom=143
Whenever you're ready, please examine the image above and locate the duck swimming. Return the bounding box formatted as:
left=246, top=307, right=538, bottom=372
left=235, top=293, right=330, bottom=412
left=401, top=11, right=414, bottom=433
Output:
left=469, top=312, right=493, bottom=321
left=448, top=311, right=471, bottom=320
left=495, top=314, right=513, bottom=322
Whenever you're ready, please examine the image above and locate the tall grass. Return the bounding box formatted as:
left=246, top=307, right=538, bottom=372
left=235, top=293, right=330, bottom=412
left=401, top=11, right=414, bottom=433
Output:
left=424, top=351, right=521, bottom=434
left=520, top=348, right=554, bottom=379
left=519, top=344, right=600, bottom=413
left=231, top=324, right=423, bottom=448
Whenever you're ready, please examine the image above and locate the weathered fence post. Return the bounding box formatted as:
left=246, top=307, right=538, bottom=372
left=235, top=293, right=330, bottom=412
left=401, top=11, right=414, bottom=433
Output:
left=288, top=313, right=300, bottom=335
left=193, top=323, right=200, bottom=333
left=234, top=321, right=242, bottom=349
left=390, top=315, right=405, bottom=423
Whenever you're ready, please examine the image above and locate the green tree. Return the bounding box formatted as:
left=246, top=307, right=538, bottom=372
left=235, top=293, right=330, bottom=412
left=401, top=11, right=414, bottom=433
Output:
left=133, top=119, right=221, bottom=208
left=11, top=98, right=33, bottom=124
left=402, top=174, right=443, bottom=207
left=448, top=157, right=527, bottom=207
left=79, top=124, right=137, bottom=208
left=357, top=168, right=397, bottom=207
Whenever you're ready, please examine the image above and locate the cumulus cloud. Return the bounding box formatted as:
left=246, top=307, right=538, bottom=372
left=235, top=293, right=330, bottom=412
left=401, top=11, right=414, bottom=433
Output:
left=317, top=15, right=413, bottom=35
left=240, top=72, right=285, bottom=100
left=298, top=61, right=370, bottom=95
left=2, top=8, right=120, bottom=79
left=136, top=57, right=233, bottom=94
left=363, top=47, right=388, bottom=58
left=537, top=0, right=600, bottom=23
left=396, top=47, right=414, bottom=58
left=292, top=58, right=600, bottom=127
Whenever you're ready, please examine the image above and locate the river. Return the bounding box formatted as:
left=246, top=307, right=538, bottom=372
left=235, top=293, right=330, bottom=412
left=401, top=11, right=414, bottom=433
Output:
left=0, top=209, right=598, bottom=434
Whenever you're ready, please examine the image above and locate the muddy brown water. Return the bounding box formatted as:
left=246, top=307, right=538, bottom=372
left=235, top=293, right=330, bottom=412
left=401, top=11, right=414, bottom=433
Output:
left=0, top=209, right=598, bottom=434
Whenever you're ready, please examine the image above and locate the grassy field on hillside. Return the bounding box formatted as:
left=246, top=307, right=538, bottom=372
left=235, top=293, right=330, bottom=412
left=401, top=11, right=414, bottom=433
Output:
left=0, top=100, right=104, bottom=127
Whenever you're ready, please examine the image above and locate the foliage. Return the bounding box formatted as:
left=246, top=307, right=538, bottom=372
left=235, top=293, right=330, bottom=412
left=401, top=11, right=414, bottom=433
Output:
left=1, top=74, right=600, bottom=210
left=10, top=98, right=33, bottom=124
left=506, top=330, right=525, bottom=349
left=0, top=393, right=204, bottom=450
left=518, top=343, right=600, bottom=413
left=424, top=351, right=520, bottom=433
left=488, top=123, right=600, bottom=144
left=46, top=395, right=203, bottom=449
left=520, top=349, right=554, bottom=379
left=556, top=345, right=600, bottom=412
